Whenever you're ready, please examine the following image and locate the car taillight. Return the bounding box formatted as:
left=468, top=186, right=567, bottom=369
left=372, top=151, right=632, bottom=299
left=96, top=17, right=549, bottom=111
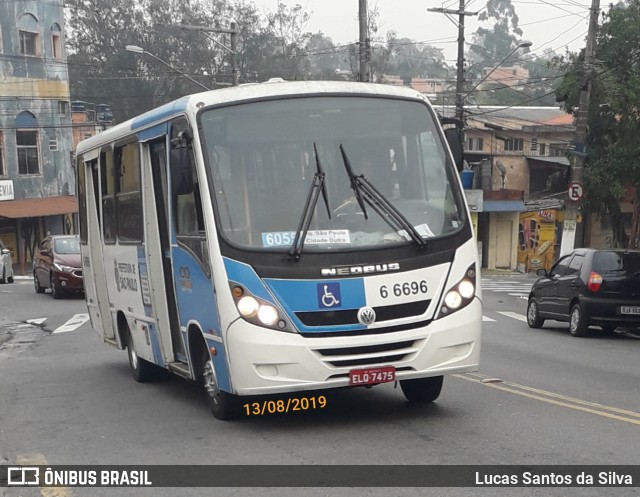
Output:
left=588, top=272, right=603, bottom=292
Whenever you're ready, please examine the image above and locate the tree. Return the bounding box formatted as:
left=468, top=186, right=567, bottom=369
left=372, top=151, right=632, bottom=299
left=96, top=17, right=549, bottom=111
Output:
left=556, top=0, right=640, bottom=248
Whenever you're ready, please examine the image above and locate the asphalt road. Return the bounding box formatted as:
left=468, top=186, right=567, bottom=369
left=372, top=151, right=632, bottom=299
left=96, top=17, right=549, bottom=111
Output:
left=1, top=276, right=639, bottom=497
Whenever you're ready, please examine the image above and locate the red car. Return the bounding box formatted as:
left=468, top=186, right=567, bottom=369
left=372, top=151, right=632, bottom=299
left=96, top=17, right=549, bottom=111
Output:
left=33, top=235, right=84, bottom=298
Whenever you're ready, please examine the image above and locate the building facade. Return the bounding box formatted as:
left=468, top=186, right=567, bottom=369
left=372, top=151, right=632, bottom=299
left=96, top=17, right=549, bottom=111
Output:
left=0, top=0, right=76, bottom=274
left=461, top=107, right=575, bottom=271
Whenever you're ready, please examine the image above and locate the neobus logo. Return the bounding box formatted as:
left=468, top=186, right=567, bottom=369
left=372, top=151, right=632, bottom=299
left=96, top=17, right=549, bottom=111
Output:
left=321, top=263, right=400, bottom=277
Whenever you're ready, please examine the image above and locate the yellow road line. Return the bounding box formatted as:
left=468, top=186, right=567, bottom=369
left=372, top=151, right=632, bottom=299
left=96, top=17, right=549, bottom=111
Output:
left=454, top=373, right=640, bottom=426
left=15, top=454, right=74, bottom=497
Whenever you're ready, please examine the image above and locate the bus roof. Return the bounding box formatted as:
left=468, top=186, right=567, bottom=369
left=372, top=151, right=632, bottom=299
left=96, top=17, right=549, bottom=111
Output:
left=75, top=80, right=430, bottom=155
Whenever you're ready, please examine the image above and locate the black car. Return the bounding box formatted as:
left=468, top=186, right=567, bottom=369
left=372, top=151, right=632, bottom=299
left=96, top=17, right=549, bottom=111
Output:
left=527, top=248, right=640, bottom=336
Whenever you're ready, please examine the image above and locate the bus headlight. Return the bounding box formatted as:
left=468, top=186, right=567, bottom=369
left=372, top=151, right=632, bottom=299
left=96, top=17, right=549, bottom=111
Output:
left=436, top=264, right=476, bottom=319
left=230, top=283, right=294, bottom=332
left=257, top=305, right=279, bottom=326
left=237, top=296, right=259, bottom=317
left=444, top=290, right=462, bottom=309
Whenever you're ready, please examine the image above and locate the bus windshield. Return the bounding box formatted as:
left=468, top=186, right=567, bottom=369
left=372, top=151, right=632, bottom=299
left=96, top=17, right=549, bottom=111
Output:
left=201, top=96, right=464, bottom=252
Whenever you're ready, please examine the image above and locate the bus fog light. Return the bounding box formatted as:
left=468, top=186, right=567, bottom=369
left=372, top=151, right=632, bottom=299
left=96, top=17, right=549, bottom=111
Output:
left=444, top=291, right=462, bottom=309
left=257, top=305, right=279, bottom=326
left=458, top=280, right=475, bottom=299
left=237, top=296, right=259, bottom=317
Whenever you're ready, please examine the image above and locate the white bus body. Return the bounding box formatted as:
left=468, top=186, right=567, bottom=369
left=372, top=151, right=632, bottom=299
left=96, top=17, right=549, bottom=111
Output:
left=76, top=81, right=482, bottom=420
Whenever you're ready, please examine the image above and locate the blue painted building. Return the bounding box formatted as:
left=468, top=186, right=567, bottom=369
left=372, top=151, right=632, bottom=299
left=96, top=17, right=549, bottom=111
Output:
left=0, top=0, right=76, bottom=273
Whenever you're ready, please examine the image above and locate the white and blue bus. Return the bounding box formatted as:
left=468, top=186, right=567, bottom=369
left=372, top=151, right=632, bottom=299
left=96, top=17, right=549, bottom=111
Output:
left=76, top=81, right=481, bottom=420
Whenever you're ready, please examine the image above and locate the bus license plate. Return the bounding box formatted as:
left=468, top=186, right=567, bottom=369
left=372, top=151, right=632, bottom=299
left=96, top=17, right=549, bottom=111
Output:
left=621, top=306, right=640, bottom=315
left=349, top=366, right=396, bottom=386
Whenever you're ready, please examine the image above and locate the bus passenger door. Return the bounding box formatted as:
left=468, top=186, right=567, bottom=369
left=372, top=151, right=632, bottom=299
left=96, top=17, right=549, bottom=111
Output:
left=85, top=158, right=115, bottom=341
left=148, top=138, right=185, bottom=360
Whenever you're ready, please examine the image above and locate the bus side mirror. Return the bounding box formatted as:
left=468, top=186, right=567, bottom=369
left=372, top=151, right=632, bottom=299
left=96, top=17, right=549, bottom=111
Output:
left=170, top=131, right=194, bottom=196
left=444, top=128, right=464, bottom=172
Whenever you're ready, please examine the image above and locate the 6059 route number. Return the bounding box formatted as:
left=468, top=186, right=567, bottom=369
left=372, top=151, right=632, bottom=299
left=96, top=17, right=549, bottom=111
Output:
left=379, top=280, right=428, bottom=299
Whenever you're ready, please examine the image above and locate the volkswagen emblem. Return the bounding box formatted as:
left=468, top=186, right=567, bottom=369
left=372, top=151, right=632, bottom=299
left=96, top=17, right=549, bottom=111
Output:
left=357, top=306, right=376, bottom=325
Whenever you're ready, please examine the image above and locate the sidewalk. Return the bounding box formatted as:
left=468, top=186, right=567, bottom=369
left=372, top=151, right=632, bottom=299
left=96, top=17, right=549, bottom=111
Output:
left=481, top=268, right=537, bottom=278
left=11, top=262, right=33, bottom=280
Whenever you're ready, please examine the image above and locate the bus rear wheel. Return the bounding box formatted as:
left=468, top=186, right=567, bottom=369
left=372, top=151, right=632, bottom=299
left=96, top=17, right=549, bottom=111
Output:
left=125, top=326, right=157, bottom=383
left=400, top=376, right=444, bottom=403
left=201, top=349, right=237, bottom=421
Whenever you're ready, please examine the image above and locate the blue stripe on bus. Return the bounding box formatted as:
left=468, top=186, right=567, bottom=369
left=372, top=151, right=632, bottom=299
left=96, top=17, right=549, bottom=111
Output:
left=131, top=97, right=189, bottom=130
left=222, top=258, right=274, bottom=302
left=136, top=122, right=169, bottom=142
left=264, top=278, right=367, bottom=333
left=171, top=247, right=231, bottom=392
left=147, top=323, right=165, bottom=368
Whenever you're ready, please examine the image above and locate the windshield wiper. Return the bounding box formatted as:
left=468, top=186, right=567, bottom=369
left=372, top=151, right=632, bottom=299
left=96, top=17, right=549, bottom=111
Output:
left=338, top=144, right=427, bottom=249
left=289, top=143, right=331, bottom=261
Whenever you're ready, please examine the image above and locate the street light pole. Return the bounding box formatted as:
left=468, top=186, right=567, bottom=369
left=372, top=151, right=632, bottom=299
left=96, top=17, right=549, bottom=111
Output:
left=125, top=45, right=210, bottom=91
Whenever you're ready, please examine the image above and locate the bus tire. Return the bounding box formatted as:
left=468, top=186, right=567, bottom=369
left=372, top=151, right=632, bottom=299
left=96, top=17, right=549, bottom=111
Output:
left=125, top=326, right=157, bottom=383
left=400, top=375, right=443, bottom=403
left=201, top=349, right=237, bottom=420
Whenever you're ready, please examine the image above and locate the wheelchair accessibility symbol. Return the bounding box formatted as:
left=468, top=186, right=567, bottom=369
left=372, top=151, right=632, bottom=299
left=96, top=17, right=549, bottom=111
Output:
left=317, top=283, right=342, bottom=308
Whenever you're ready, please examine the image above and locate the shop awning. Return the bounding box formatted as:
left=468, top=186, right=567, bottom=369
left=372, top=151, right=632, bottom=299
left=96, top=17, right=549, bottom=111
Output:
left=0, top=196, right=77, bottom=219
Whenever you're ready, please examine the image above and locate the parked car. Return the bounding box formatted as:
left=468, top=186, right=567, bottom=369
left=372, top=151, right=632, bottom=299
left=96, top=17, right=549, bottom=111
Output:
left=33, top=235, right=83, bottom=298
left=527, top=248, right=640, bottom=336
left=0, top=239, right=14, bottom=284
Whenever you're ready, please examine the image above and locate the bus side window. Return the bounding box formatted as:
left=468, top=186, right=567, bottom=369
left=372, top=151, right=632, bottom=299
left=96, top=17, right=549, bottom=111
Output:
left=170, top=119, right=210, bottom=275
left=100, top=148, right=116, bottom=244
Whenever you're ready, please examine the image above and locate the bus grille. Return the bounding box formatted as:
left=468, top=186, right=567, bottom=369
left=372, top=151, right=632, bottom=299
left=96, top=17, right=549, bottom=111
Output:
left=314, top=340, right=419, bottom=368
left=295, top=300, right=430, bottom=327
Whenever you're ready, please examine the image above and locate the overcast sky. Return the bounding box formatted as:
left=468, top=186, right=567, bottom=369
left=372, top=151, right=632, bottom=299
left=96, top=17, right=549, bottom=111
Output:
left=251, top=0, right=593, bottom=62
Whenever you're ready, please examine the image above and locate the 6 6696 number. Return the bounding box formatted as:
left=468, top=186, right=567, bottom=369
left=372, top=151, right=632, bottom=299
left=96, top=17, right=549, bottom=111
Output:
left=379, top=280, right=428, bottom=299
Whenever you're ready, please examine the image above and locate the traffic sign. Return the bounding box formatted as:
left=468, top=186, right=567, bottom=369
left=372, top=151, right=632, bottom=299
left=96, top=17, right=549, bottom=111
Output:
left=568, top=181, right=583, bottom=202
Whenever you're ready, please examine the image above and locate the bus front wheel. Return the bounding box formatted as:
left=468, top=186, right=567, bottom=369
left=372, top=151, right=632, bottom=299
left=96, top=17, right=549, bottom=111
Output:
left=400, top=376, right=444, bottom=403
left=201, top=349, right=237, bottom=421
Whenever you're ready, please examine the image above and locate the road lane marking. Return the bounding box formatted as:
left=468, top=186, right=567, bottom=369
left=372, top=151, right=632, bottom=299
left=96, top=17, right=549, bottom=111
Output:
left=455, top=373, right=640, bottom=426
left=497, top=311, right=527, bottom=322
left=482, top=316, right=496, bottom=322
left=52, top=313, right=90, bottom=334
left=16, top=454, right=74, bottom=497
left=27, top=318, right=48, bottom=325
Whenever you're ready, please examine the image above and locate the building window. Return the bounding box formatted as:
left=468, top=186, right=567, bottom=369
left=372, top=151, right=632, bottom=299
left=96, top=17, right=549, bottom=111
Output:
left=466, top=137, right=484, bottom=151
left=505, top=138, right=524, bottom=152
left=19, top=31, right=39, bottom=56
left=550, top=143, right=567, bottom=156
left=539, top=143, right=546, bottom=156
left=51, top=24, right=62, bottom=59
left=17, top=130, right=40, bottom=175
left=49, top=138, right=58, bottom=151
left=58, top=100, right=69, bottom=114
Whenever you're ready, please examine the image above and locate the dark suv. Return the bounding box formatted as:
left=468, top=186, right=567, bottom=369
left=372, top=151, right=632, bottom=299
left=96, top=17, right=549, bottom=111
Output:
left=527, top=248, right=640, bottom=336
left=33, top=235, right=84, bottom=298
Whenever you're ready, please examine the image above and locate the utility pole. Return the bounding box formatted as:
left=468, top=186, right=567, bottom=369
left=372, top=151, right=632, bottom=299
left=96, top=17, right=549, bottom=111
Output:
left=165, top=23, right=240, bottom=86
left=230, top=22, right=238, bottom=86
left=560, top=0, right=600, bottom=255
left=428, top=1, right=477, bottom=130
left=358, top=0, right=370, bottom=82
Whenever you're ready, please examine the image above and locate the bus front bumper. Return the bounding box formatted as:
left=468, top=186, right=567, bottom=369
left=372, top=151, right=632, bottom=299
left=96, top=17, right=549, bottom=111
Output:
left=225, top=298, right=482, bottom=396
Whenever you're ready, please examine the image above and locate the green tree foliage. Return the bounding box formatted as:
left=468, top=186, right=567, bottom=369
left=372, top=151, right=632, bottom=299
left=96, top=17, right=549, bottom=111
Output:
left=556, top=0, right=640, bottom=247
left=66, top=1, right=454, bottom=123
left=468, top=0, right=523, bottom=80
